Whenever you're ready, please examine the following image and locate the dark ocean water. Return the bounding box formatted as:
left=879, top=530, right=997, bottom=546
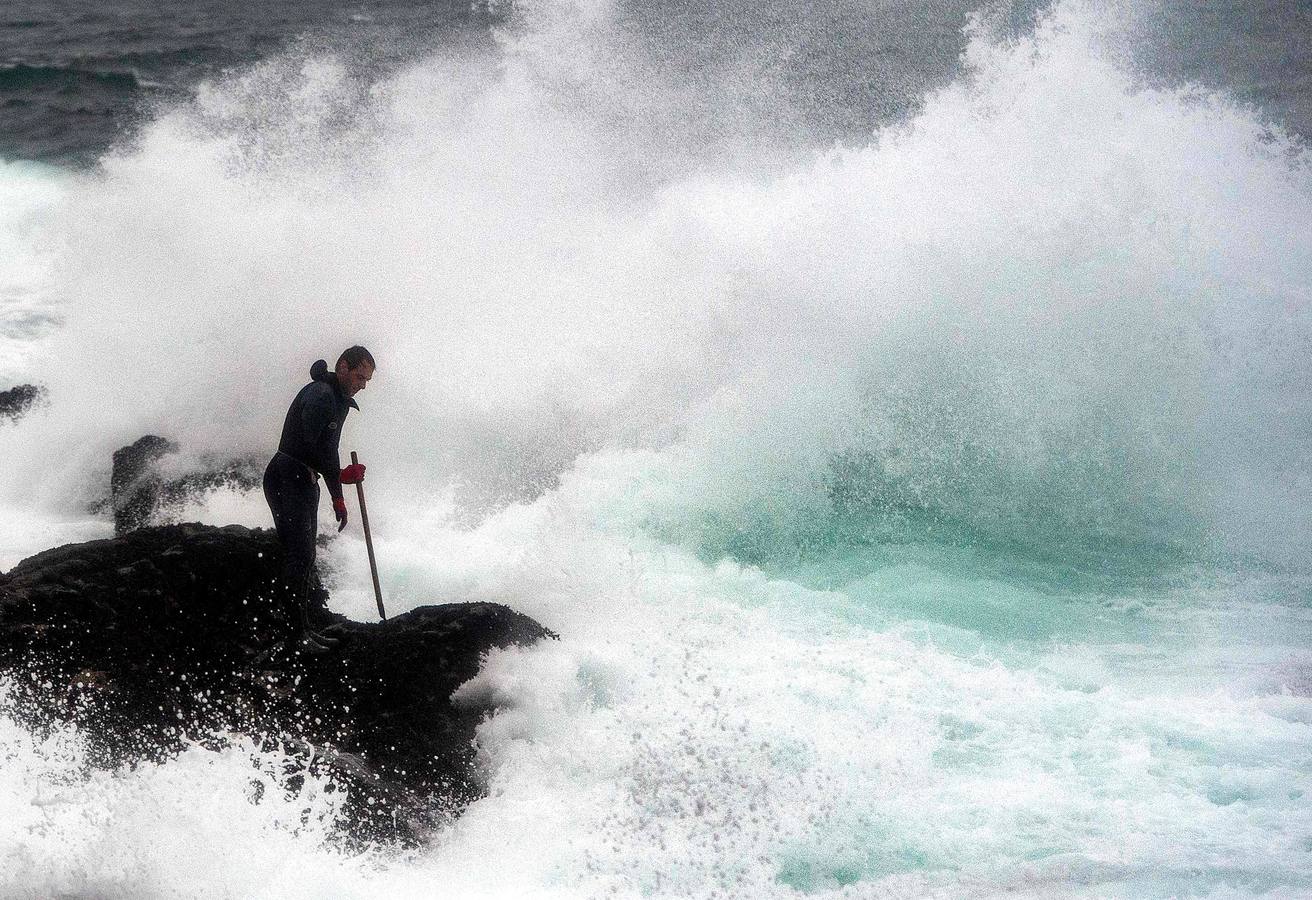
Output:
left=0, top=0, right=480, bottom=164
left=3, top=0, right=1309, bottom=167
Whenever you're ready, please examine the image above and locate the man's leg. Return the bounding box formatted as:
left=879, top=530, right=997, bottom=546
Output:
left=263, top=456, right=336, bottom=649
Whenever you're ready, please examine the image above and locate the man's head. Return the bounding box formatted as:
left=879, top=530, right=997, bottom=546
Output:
left=335, top=345, right=375, bottom=398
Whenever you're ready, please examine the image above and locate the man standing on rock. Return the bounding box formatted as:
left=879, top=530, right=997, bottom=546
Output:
left=264, top=346, right=374, bottom=652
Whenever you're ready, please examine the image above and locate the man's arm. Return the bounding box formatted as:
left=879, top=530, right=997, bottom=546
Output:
left=299, top=387, right=344, bottom=500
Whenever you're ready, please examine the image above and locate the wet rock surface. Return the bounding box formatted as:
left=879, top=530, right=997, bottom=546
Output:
left=109, top=435, right=265, bottom=534
left=0, top=383, right=45, bottom=422
left=110, top=434, right=180, bottom=533
left=0, top=523, right=555, bottom=844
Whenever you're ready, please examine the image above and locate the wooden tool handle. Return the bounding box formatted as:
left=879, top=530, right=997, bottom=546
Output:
left=351, top=450, right=386, bottom=621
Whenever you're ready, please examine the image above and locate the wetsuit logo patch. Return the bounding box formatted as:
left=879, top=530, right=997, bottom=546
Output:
left=328, top=421, right=337, bottom=430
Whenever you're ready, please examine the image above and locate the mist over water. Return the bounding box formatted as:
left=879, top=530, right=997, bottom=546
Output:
left=2, top=0, right=1311, bottom=896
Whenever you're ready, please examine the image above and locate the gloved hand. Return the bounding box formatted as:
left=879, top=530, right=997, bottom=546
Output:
left=333, top=496, right=348, bottom=531
left=340, top=462, right=366, bottom=484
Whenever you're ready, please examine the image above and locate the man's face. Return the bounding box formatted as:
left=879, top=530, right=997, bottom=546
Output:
left=337, top=361, right=374, bottom=397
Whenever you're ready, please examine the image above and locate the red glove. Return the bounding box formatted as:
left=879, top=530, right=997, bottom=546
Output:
left=340, top=463, right=366, bottom=484
left=333, top=496, right=348, bottom=531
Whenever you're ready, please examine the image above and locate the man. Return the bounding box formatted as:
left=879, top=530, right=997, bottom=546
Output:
left=264, top=346, right=374, bottom=652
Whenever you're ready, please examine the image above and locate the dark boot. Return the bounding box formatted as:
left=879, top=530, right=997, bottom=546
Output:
left=298, top=595, right=340, bottom=648
left=296, top=632, right=336, bottom=654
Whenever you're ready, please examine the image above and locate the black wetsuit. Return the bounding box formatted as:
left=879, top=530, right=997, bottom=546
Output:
left=263, top=359, right=359, bottom=631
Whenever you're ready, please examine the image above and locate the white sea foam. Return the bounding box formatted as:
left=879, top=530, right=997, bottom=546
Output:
left=1, top=0, right=1310, bottom=896
left=0, top=159, right=68, bottom=383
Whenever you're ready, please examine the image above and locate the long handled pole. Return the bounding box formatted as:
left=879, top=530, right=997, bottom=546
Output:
left=351, top=451, right=386, bottom=621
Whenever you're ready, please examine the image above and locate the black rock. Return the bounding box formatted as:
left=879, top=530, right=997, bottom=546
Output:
left=0, top=383, right=45, bottom=422
left=110, top=435, right=179, bottom=533
left=109, top=435, right=264, bottom=535
left=0, top=523, right=556, bottom=844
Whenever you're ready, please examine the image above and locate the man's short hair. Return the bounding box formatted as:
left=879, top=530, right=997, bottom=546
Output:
left=337, top=345, right=375, bottom=370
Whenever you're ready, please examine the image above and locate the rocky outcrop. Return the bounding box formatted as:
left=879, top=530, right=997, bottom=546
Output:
left=109, top=435, right=264, bottom=534
left=0, top=523, right=555, bottom=844
left=0, top=383, right=44, bottom=422
left=110, top=434, right=180, bottom=532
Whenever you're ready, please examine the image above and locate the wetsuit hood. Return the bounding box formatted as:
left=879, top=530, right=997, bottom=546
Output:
left=309, top=358, right=359, bottom=410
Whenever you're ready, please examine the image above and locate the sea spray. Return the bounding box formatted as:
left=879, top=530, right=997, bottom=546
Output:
left=0, top=159, right=67, bottom=384
left=0, top=680, right=382, bottom=899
